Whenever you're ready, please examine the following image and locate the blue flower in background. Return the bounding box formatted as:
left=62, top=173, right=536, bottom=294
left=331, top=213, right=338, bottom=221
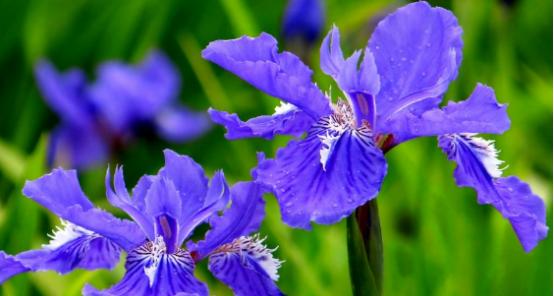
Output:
left=283, top=0, right=325, bottom=44
left=205, top=2, right=547, bottom=251
left=35, top=51, right=210, bottom=169
left=0, top=150, right=283, bottom=295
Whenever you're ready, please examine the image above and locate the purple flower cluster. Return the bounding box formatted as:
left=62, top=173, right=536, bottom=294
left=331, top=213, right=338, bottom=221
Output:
left=0, top=150, right=283, bottom=295
left=205, top=2, right=547, bottom=251
left=36, top=51, right=210, bottom=169
left=0, top=2, right=548, bottom=295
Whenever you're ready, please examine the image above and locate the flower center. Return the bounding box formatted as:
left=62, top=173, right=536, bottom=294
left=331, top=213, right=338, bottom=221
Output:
left=128, top=236, right=193, bottom=287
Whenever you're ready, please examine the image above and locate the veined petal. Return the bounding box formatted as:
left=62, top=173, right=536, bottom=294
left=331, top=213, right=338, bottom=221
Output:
left=0, top=252, right=28, bottom=284
left=202, top=33, right=332, bottom=119
left=385, top=84, right=511, bottom=143
left=22, top=169, right=145, bottom=251
left=439, top=134, right=548, bottom=252
left=254, top=120, right=387, bottom=229
left=191, top=182, right=266, bottom=257
left=34, top=60, right=93, bottom=128
left=208, top=104, right=314, bottom=140
left=83, top=239, right=207, bottom=296
left=368, top=2, right=463, bottom=131
left=209, top=235, right=283, bottom=296
left=155, top=107, right=211, bottom=142
left=0, top=222, right=121, bottom=284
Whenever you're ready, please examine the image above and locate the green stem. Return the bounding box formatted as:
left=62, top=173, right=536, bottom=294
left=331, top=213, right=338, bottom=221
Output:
left=347, top=199, right=383, bottom=296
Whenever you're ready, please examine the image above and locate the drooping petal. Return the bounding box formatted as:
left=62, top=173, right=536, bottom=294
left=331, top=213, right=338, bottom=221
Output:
left=16, top=225, right=121, bottom=274
left=0, top=252, right=27, bottom=284
left=22, top=169, right=145, bottom=251
left=494, top=177, right=549, bottom=252
left=385, top=84, right=511, bottom=143
left=368, top=1, right=463, bottom=131
left=438, top=134, right=548, bottom=252
left=0, top=222, right=121, bottom=284
left=34, top=60, right=93, bottom=127
left=202, top=33, right=332, bottom=119
left=191, top=182, right=266, bottom=257
left=283, top=0, right=325, bottom=44
left=48, top=124, right=108, bottom=169
left=155, top=107, right=211, bottom=142
left=208, top=236, right=283, bottom=296
left=83, top=239, right=208, bottom=296
left=254, top=121, right=387, bottom=229
left=89, top=51, right=179, bottom=133
left=208, top=104, right=314, bottom=140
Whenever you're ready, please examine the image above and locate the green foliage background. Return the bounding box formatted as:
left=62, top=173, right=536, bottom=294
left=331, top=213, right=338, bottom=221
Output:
left=0, top=0, right=551, bottom=295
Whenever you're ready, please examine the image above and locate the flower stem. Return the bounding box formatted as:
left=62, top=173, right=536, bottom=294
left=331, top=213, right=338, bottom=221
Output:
left=347, top=199, right=383, bottom=296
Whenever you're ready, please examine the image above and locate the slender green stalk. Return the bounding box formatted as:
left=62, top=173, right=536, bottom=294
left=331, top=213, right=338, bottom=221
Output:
left=347, top=199, right=383, bottom=296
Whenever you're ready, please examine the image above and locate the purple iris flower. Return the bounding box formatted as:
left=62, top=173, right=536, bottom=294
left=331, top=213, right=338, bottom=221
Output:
left=35, top=51, right=210, bottom=169
left=0, top=150, right=283, bottom=295
left=283, top=0, right=325, bottom=44
left=205, top=2, right=547, bottom=251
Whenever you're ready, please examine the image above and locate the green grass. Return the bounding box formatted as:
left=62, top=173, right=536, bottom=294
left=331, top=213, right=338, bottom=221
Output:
left=0, top=0, right=551, bottom=295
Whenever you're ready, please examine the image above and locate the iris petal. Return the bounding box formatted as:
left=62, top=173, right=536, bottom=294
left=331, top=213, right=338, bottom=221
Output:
left=144, top=177, right=183, bottom=253
left=208, top=106, right=314, bottom=140
left=0, top=223, right=121, bottom=284
left=177, top=171, right=231, bottom=244
left=320, top=25, right=344, bottom=79
left=254, top=122, right=387, bottom=229
left=0, top=252, right=28, bottom=284
left=202, top=33, right=332, bottom=119
left=439, top=134, right=548, bottom=252
left=22, top=169, right=145, bottom=251
left=386, top=84, right=511, bottom=143
left=83, top=241, right=207, bottom=296
left=159, top=149, right=209, bottom=226
left=368, top=1, right=463, bottom=132
left=191, top=182, right=266, bottom=257
left=208, top=236, right=283, bottom=296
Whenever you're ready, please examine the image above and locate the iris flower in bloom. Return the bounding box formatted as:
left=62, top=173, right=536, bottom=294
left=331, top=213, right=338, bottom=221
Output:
left=35, top=51, right=210, bottom=169
left=205, top=2, right=547, bottom=251
left=0, top=150, right=283, bottom=295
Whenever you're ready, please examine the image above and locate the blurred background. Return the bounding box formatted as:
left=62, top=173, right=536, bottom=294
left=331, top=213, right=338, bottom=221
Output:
left=0, top=0, right=551, bottom=295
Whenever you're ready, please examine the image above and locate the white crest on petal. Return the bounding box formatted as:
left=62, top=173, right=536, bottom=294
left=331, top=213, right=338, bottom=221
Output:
left=460, top=134, right=505, bottom=178
left=312, top=100, right=372, bottom=171
left=217, top=234, right=283, bottom=281
left=273, top=102, right=296, bottom=115
left=143, top=236, right=167, bottom=287
left=43, top=220, right=94, bottom=250
left=318, top=131, right=340, bottom=171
